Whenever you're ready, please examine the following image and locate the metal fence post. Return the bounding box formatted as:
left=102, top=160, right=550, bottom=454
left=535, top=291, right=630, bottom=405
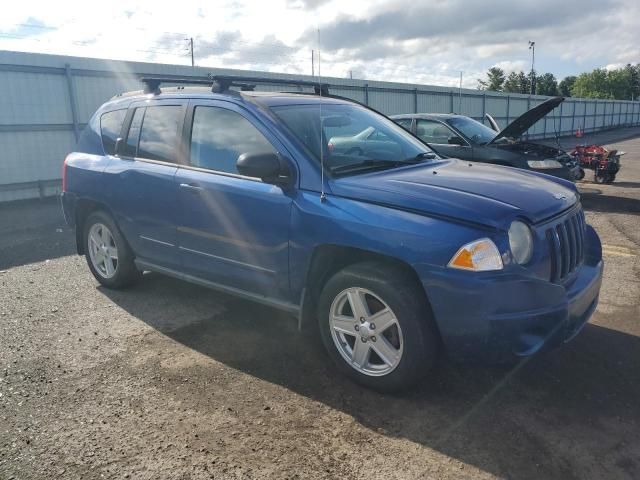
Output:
left=449, top=91, right=454, bottom=113
left=481, top=94, right=486, bottom=124
left=505, top=95, right=510, bottom=126
left=526, top=96, right=531, bottom=140
left=583, top=101, right=587, bottom=133
left=413, top=88, right=418, bottom=113
left=64, top=63, right=80, bottom=143
left=557, top=101, right=563, bottom=136
left=364, top=83, right=369, bottom=106
left=571, top=100, right=576, bottom=135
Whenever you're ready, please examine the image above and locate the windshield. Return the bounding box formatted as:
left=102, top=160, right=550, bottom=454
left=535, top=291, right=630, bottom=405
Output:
left=445, top=116, right=499, bottom=145
left=271, top=103, right=436, bottom=176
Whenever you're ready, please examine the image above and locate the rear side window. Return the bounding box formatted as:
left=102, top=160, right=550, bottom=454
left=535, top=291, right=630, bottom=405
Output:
left=138, top=106, right=184, bottom=162
left=100, top=109, right=126, bottom=155
left=190, top=106, right=275, bottom=174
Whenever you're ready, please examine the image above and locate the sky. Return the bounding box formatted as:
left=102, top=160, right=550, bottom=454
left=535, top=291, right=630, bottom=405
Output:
left=0, top=0, right=638, bottom=88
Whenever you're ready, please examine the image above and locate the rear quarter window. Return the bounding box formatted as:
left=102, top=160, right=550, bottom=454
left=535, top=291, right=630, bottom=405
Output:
left=100, top=109, right=127, bottom=155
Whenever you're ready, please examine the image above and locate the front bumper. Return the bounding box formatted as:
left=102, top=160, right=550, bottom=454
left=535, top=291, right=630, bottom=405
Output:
left=417, top=237, right=603, bottom=363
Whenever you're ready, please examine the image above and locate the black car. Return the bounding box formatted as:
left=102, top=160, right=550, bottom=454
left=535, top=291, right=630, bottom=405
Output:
left=391, top=97, right=579, bottom=180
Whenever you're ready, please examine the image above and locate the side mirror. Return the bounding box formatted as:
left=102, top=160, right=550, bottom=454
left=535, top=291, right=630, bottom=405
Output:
left=114, top=137, right=123, bottom=156
left=237, top=152, right=288, bottom=184
left=448, top=135, right=465, bottom=146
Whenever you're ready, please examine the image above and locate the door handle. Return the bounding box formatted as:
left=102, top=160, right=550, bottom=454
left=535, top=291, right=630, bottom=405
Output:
left=179, top=183, right=203, bottom=193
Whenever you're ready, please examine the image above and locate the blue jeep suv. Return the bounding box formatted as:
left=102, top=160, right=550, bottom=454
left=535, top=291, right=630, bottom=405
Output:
left=61, top=76, right=603, bottom=391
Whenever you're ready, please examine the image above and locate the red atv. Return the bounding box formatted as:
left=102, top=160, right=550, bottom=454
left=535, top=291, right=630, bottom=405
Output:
left=570, top=144, right=624, bottom=184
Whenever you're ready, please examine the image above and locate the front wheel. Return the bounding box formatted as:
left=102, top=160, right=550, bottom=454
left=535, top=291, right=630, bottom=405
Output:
left=84, top=211, right=140, bottom=289
left=317, top=262, right=439, bottom=391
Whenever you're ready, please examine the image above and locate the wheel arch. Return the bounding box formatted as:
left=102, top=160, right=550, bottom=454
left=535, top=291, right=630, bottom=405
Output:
left=299, top=244, right=437, bottom=334
left=74, top=198, right=118, bottom=255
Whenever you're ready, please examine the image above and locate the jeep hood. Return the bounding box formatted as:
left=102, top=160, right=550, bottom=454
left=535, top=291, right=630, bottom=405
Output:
left=329, top=159, right=578, bottom=229
left=490, top=96, right=564, bottom=144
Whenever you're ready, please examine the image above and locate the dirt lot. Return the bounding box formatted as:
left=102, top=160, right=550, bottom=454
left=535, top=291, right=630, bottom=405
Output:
left=1, top=129, right=639, bottom=480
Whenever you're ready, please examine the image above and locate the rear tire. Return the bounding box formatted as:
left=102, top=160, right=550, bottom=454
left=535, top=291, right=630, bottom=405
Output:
left=83, top=211, right=140, bottom=289
left=317, top=261, right=439, bottom=392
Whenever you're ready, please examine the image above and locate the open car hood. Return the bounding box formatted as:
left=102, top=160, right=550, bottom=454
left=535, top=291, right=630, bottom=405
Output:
left=489, top=96, right=564, bottom=144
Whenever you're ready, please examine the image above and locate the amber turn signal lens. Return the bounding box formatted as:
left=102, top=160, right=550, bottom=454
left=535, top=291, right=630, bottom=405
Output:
left=448, top=238, right=503, bottom=272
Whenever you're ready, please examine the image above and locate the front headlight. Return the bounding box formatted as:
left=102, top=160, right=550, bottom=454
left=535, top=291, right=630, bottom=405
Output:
left=508, top=221, right=533, bottom=264
left=448, top=238, right=503, bottom=271
left=527, top=159, right=563, bottom=169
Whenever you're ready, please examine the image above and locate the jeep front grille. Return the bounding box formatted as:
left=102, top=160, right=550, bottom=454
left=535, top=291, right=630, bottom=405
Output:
left=546, top=208, right=586, bottom=283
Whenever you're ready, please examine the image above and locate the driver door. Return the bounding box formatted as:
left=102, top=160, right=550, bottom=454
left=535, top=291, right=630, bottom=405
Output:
left=175, top=100, right=293, bottom=300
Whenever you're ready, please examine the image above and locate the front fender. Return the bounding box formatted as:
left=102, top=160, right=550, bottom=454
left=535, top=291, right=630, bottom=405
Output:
left=288, top=191, right=491, bottom=302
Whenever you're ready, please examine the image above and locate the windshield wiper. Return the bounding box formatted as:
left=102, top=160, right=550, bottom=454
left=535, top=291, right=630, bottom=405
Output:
left=331, top=155, right=435, bottom=176
left=331, top=159, right=402, bottom=175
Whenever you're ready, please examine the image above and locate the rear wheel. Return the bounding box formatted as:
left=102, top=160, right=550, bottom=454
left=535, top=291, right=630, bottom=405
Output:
left=84, top=211, right=140, bottom=289
left=317, top=261, right=439, bottom=391
left=595, top=173, right=606, bottom=184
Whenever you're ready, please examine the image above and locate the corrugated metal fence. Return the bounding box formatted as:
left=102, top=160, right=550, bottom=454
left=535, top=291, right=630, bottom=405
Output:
left=1, top=50, right=640, bottom=202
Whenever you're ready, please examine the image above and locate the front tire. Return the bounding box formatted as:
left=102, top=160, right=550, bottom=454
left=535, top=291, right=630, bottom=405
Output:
left=317, top=261, right=439, bottom=392
left=84, top=211, right=140, bottom=289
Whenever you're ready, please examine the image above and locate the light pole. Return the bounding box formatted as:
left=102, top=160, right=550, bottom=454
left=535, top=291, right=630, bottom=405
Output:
left=528, top=41, right=535, bottom=95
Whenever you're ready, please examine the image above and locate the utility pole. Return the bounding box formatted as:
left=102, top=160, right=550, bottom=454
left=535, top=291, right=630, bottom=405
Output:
left=190, top=38, right=195, bottom=67
left=349, top=70, right=353, bottom=79
left=311, top=50, right=314, bottom=77
left=528, top=40, right=535, bottom=95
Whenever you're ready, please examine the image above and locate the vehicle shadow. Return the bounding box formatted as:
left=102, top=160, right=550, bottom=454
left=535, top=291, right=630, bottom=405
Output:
left=611, top=181, right=640, bottom=189
left=100, top=273, right=640, bottom=480
left=580, top=191, right=640, bottom=215
left=0, top=197, right=76, bottom=269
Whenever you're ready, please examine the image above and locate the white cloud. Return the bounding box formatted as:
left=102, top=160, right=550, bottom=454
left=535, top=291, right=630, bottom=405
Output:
left=0, top=0, right=637, bottom=88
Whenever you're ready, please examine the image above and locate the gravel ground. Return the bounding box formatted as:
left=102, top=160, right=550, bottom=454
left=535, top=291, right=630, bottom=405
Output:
left=1, top=129, right=639, bottom=480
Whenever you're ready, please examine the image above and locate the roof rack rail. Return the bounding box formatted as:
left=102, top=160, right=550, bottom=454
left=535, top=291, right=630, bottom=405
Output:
left=140, top=76, right=213, bottom=94
left=208, top=75, right=330, bottom=95
left=140, top=75, right=330, bottom=96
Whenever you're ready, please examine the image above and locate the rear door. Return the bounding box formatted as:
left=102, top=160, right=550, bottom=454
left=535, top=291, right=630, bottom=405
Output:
left=175, top=100, right=293, bottom=300
left=103, top=99, right=187, bottom=268
left=415, top=118, right=473, bottom=160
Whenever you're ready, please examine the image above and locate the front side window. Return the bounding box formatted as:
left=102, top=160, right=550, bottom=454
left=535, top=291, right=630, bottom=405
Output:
left=100, top=109, right=127, bottom=155
left=445, top=117, right=497, bottom=145
left=416, top=119, right=455, bottom=144
left=271, top=103, right=435, bottom=176
left=138, top=105, right=184, bottom=162
left=190, top=106, right=275, bottom=174
left=394, top=118, right=413, bottom=132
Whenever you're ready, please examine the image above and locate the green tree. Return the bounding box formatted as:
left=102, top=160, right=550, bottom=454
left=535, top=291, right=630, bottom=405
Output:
left=535, top=73, right=558, bottom=96
left=570, top=65, right=640, bottom=100
left=477, top=67, right=506, bottom=91
left=558, top=76, right=576, bottom=97
left=572, top=69, right=613, bottom=99
left=503, top=71, right=531, bottom=94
